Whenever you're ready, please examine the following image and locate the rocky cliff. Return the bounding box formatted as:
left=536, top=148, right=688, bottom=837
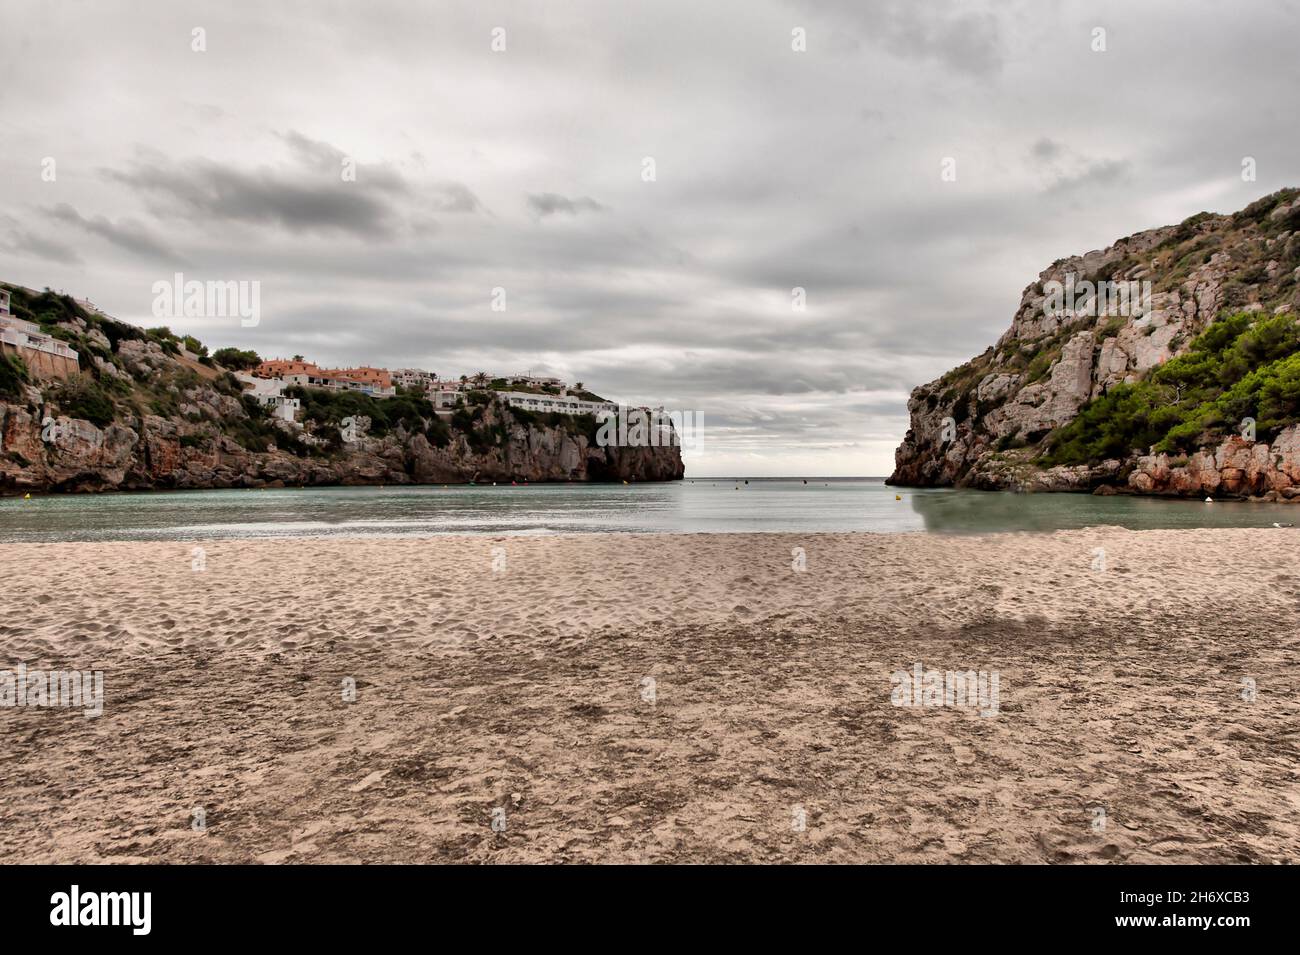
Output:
left=0, top=287, right=683, bottom=494
left=889, top=189, right=1300, bottom=501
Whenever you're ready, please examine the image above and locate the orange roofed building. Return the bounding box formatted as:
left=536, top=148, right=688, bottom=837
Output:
left=323, top=366, right=392, bottom=392
left=254, top=358, right=395, bottom=397
left=255, top=358, right=318, bottom=379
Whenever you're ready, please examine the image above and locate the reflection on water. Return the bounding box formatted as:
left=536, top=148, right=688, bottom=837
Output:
left=0, top=478, right=1296, bottom=543
left=907, top=486, right=1299, bottom=533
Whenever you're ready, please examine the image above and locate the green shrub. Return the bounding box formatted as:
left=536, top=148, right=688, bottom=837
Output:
left=0, top=353, right=29, bottom=400
left=288, top=386, right=448, bottom=446
left=1040, top=310, right=1300, bottom=464
left=56, top=377, right=117, bottom=427
left=211, top=347, right=262, bottom=370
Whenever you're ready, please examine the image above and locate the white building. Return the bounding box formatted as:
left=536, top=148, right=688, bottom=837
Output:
left=0, top=295, right=80, bottom=381
left=501, top=391, right=616, bottom=418
left=433, top=387, right=464, bottom=410
left=507, top=374, right=565, bottom=389
left=235, top=373, right=301, bottom=423
left=391, top=368, right=439, bottom=391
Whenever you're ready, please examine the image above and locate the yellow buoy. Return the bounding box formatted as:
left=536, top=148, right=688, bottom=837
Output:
left=895, top=494, right=901, bottom=501
left=23, top=493, right=31, bottom=499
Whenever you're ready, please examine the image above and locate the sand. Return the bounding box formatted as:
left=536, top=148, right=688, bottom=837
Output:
left=1, top=528, right=1297, bottom=863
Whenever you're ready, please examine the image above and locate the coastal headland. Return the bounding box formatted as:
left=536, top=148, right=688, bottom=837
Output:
left=891, top=189, right=1300, bottom=501
left=0, top=284, right=683, bottom=494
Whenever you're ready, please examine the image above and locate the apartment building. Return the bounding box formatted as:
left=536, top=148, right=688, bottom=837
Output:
left=0, top=290, right=81, bottom=381
left=501, top=391, right=616, bottom=418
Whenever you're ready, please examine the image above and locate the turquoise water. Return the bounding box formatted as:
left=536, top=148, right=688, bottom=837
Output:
left=0, top=478, right=1296, bottom=542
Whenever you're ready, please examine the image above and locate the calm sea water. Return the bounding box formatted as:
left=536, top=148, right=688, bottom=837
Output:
left=0, top=478, right=1296, bottom=543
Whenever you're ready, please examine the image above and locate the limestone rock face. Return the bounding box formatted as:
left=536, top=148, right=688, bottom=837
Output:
left=0, top=392, right=683, bottom=494
left=889, top=189, right=1300, bottom=500
left=0, top=407, right=139, bottom=492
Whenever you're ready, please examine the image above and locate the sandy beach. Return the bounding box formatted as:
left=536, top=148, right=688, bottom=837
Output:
left=1, top=528, right=1297, bottom=863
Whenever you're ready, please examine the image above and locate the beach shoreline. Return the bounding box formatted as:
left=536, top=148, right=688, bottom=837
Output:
left=2, top=528, right=1296, bottom=863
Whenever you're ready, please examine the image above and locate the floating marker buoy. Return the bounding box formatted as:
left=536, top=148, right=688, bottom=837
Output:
left=1204, top=496, right=1213, bottom=503
left=23, top=493, right=31, bottom=499
left=895, top=494, right=901, bottom=501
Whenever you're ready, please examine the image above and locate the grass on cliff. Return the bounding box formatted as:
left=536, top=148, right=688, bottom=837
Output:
left=1040, top=310, right=1300, bottom=465
left=0, top=354, right=29, bottom=400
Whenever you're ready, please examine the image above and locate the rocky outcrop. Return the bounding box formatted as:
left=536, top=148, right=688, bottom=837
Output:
left=0, top=395, right=682, bottom=494
left=0, top=284, right=683, bottom=494
left=1128, top=426, right=1300, bottom=500
left=889, top=189, right=1300, bottom=500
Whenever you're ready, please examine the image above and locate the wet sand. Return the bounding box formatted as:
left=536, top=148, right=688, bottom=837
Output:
left=1, top=529, right=1297, bottom=863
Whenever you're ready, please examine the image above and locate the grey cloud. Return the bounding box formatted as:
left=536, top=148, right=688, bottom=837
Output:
left=103, top=158, right=404, bottom=238
left=527, top=193, right=606, bottom=217
left=790, top=0, right=1007, bottom=77
left=279, top=131, right=408, bottom=195
left=1045, top=158, right=1131, bottom=195
left=44, top=204, right=176, bottom=262
left=99, top=133, right=476, bottom=239
left=433, top=182, right=483, bottom=214
left=1031, top=138, right=1063, bottom=162
left=0, top=216, right=83, bottom=265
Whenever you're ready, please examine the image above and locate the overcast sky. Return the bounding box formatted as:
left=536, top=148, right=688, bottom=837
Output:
left=2, top=1, right=1297, bottom=475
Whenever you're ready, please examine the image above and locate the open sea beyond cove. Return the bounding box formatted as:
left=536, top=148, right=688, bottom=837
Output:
left=1, top=478, right=1297, bottom=543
